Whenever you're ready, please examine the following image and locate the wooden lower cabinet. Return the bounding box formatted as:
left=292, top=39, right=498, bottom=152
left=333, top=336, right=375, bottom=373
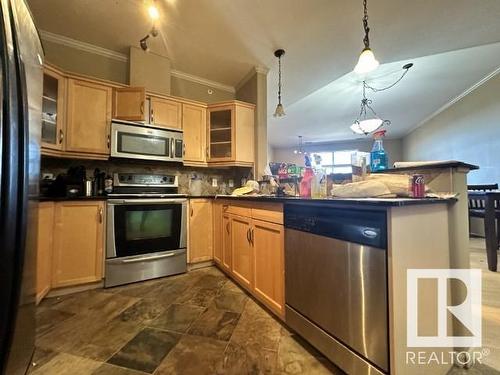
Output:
left=52, top=201, right=105, bottom=288
left=213, top=202, right=222, bottom=264
left=252, top=219, right=285, bottom=316
left=36, top=202, right=55, bottom=304
left=188, top=199, right=213, bottom=263
left=230, top=215, right=253, bottom=289
left=214, top=202, right=285, bottom=318
left=221, top=214, right=232, bottom=272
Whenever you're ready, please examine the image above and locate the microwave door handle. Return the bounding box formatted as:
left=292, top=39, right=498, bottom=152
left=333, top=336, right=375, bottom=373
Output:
left=170, top=138, right=174, bottom=158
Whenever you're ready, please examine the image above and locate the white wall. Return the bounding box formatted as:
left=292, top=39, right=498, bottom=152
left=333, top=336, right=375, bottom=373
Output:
left=271, top=138, right=403, bottom=167
left=402, top=72, right=500, bottom=184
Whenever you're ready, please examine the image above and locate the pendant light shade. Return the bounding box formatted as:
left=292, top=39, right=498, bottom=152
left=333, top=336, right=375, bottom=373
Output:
left=350, top=118, right=384, bottom=135
left=274, top=49, right=286, bottom=118
left=354, top=48, right=379, bottom=74
left=354, top=0, right=379, bottom=74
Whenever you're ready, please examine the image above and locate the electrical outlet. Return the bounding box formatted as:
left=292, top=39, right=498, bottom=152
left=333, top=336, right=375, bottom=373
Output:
left=212, top=178, right=218, bottom=187
left=228, top=179, right=234, bottom=187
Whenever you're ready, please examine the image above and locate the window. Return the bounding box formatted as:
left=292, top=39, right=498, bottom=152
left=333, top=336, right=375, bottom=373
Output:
left=311, top=150, right=357, bottom=174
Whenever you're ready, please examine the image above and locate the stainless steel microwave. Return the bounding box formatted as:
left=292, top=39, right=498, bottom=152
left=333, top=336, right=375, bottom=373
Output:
left=110, top=120, right=183, bottom=162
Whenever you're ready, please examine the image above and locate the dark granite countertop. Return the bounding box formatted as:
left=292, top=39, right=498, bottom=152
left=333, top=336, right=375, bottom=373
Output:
left=38, top=194, right=455, bottom=207
left=374, top=161, right=479, bottom=173
left=213, top=195, right=455, bottom=207
left=39, top=196, right=108, bottom=202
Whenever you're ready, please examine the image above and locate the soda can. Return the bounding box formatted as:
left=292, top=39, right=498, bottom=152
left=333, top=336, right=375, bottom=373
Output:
left=411, top=174, right=425, bottom=198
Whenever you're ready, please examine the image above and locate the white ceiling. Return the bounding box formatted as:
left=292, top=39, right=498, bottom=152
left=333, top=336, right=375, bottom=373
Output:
left=27, top=0, right=500, bottom=147
left=268, top=43, right=500, bottom=147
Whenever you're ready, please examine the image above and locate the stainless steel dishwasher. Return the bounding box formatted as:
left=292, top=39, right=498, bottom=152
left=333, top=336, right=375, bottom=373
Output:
left=284, top=203, right=389, bottom=375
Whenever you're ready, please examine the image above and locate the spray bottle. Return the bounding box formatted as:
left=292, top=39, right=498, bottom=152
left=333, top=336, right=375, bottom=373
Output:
left=370, top=130, right=389, bottom=172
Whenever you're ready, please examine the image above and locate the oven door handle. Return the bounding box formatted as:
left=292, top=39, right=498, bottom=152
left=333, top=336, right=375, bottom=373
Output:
left=120, top=252, right=177, bottom=263
left=108, top=199, right=187, bottom=205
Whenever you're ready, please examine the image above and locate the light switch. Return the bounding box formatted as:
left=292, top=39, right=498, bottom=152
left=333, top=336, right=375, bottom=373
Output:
left=228, top=179, right=234, bottom=187
left=212, top=178, right=218, bottom=187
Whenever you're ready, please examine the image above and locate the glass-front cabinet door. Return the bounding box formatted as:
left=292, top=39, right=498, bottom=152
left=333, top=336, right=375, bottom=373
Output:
left=208, top=105, right=234, bottom=161
left=42, top=68, right=65, bottom=150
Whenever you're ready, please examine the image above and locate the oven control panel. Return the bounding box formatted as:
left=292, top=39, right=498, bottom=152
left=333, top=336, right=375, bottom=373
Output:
left=114, top=173, right=178, bottom=187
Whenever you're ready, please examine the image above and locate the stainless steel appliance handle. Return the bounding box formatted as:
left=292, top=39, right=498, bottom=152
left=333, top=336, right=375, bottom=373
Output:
left=121, top=252, right=176, bottom=263
left=108, top=198, right=187, bottom=205
left=170, top=138, right=174, bottom=158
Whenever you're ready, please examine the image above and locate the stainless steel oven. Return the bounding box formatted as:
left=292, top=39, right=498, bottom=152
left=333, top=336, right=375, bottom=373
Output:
left=105, top=172, right=188, bottom=287
left=110, top=120, right=183, bottom=162
left=105, top=198, right=187, bottom=287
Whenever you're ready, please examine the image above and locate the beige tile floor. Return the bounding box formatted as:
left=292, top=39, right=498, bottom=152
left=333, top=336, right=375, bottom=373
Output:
left=29, top=239, right=500, bottom=374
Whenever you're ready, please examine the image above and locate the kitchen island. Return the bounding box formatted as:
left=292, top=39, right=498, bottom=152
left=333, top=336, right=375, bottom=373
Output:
left=213, top=196, right=456, bottom=375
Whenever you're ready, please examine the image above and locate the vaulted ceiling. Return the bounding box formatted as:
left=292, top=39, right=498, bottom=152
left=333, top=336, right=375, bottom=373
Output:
left=27, top=0, right=500, bottom=146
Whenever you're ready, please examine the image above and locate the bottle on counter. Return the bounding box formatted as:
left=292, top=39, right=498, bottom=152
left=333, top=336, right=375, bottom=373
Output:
left=299, top=154, right=313, bottom=198
left=370, top=130, right=388, bottom=172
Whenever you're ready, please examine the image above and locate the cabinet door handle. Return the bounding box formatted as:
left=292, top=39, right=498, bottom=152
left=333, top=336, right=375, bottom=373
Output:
left=246, top=228, right=251, bottom=243
left=151, top=108, right=154, bottom=123
left=107, top=135, right=110, bottom=149
left=140, top=101, right=144, bottom=114
left=59, top=129, right=64, bottom=144
left=190, top=207, right=194, bottom=217
left=98, top=207, right=103, bottom=223
left=226, top=222, right=230, bottom=234
left=206, top=147, right=209, bottom=158
left=251, top=228, right=254, bottom=245
left=222, top=205, right=228, bottom=212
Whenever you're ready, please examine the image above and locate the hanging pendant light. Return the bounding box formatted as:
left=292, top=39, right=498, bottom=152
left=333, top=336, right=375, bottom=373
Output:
left=293, top=136, right=306, bottom=154
left=350, top=83, right=389, bottom=135
left=354, top=0, right=379, bottom=74
left=350, top=63, right=413, bottom=134
left=273, top=49, right=286, bottom=117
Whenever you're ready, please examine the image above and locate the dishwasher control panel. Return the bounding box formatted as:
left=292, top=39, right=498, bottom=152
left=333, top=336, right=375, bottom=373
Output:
left=284, top=204, right=387, bottom=249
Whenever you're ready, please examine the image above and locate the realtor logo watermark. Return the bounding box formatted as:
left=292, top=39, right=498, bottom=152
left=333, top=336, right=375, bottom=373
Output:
left=406, top=269, right=485, bottom=366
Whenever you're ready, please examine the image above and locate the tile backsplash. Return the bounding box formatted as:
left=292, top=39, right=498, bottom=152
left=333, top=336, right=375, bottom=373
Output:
left=41, top=157, right=252, bottom=196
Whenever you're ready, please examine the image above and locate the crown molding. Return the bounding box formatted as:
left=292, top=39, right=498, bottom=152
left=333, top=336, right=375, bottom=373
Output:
left=40, top=30, right=236, bottom=93
left=404, top=65, right=500, bottom=136
left=170, top=69, right=235, bottom=93
left=235, top=66, right=269, bottom=91
left=40, top=30, right=128, bottom=62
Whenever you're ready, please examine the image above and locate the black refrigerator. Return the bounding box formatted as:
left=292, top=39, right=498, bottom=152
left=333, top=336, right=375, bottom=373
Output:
left=0, top=0, right=43, bottom=374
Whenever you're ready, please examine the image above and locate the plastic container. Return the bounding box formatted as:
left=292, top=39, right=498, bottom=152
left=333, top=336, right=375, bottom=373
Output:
left=370, top=130, right=388, bottom=172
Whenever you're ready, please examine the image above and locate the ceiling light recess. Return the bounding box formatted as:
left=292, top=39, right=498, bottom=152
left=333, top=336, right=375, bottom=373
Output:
left=148, top=1, right=160, bottom=21
left=354, top=0, right=379, bottom=74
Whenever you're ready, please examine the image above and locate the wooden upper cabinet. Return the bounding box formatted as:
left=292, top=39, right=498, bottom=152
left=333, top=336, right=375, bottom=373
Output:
left=252, top=219, right=285, bottom=317
left=113, top=87, right=146, bottom=121
left=213, top=202, right=223, bottom=265
left=41, top=68, right=65, bottom=151
left=188, top=199, right=213, bottom=263
left=52, top=201, right=105, bottom=288
left=37, top=202, right=55, bottom=304
left=231, top=215, right=253, bottom=289
left=207, top=101, right=255, bottom=165
left=65, top=79, right=112, bottom=155
left=183, top=103, right=207, bottom=163
left=150, top=96, right=182, bottom=129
